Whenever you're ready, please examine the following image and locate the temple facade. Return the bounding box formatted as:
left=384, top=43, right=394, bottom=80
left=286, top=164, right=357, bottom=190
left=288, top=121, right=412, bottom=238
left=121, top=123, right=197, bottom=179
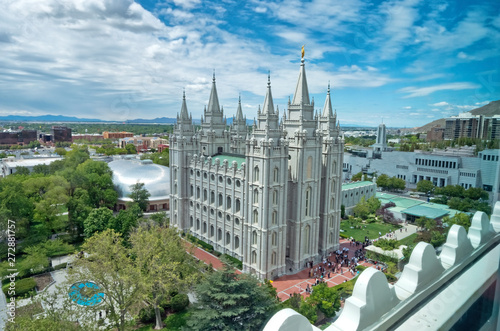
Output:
left=169, top=57, right=344, bottom=279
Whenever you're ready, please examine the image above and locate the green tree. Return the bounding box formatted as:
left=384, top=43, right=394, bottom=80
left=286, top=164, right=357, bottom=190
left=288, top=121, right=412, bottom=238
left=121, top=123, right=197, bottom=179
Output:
left=83, top=207, right=114, bottom=237
left=388, top=177, right=405, bottom=191
left=188, top=265, right=277, bottom=331
left=353, top=196, right=370, bottom=219
left=68, top=229, right=141, bottom=331
left=425, top=218, right=437, bottom=231
left=111, top=203, right=142, bottom=238
left=20, top=246, right=49, bottom=277
left=75, top=160, right=118, bottom=208
left=351, top=171, right=363, bottom=182
left=415, top=216, right=429, bottom=230
left=67, top=188, right=92, bottom=238
left=443, top=213, right=472, bottom=231
left=54, top=147, right=67, bottom=156
left=131, top=225, right=199, bottom=329
left=125, top=143, right=137, bottom=154
left=366, top=196, right=381, bottom=214
left=416, top=180, right=435, bottom=194
left=307, top=283, right=341, bottom=318
left=464, top=187, right=488, bottom=200
left=128, top=182, right=151, bottom=212
left=14, top=166, right=30, bottom=176
left=150, top=211, right=169, bottom=227
left=376, top=174, right=390, bottom=190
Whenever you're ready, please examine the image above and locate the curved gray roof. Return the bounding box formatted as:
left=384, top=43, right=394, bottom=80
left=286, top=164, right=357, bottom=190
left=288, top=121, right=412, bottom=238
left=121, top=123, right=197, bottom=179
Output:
left=108, top=159, right=170, bottom=201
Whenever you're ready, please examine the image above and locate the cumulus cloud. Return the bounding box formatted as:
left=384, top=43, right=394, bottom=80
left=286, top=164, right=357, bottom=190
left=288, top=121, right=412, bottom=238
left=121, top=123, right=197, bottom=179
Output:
left=431, top=101, right=449, bottom=106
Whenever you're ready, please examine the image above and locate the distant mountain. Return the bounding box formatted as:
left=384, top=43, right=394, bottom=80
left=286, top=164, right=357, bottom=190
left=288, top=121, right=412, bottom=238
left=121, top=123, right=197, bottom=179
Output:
left=124, top=117, right=177, bottom=124
left=0, top=114, right=105, bottom=122
left=416, top=100, right=500, bottom=133
left=470, top=100, right=500, bottom=117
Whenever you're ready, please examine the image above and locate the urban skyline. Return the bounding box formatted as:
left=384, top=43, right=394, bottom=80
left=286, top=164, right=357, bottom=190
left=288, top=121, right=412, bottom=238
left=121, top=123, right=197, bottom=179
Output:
left=1, top=0, right=499, bottom=127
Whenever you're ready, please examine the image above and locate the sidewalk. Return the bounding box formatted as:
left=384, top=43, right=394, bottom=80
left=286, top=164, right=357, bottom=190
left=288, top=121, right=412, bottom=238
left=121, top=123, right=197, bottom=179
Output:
left=271, top=239, right=376, bottom=301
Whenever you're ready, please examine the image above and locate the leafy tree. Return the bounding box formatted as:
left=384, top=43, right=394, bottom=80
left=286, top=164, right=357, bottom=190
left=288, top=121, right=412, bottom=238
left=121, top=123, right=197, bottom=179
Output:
left=32, top=164, right=50, bottom=175
left=376, top=174, right=390, bottom=190
left=424, top=218, right=437, bottom=231
left=128, top=182, right=151, bottom=212
left=415, top=216, right=430, bottom=230
left=430, top=231, right=446, bottom=248
left=83, top=207, right=114, bottom=237
left=464, top=187, right=488, bottom=200
left=307, top=283, right=341, bottom=318
left=353, top=196, right=370, bottom=219
left=20, top=246, right=49, bottom=277
left=351, top=171, right=363, bottom=182
left=125, top=143, right=137, bottom=154
left=389, top=177, right=405, bottom=191
left=150, top=211, right=169, bottom=227
left=416, top=180, right=435, bottom=194
left=188, top=265, right=277, bottom=331
left=443, top=213, right=472, bottom=231
left=75, top=160, right=117, bottom=208
left=14, top=166, right=30, bottom=176
left=366, top=196, right=381, bottom=214
left=131, top=225, right=199, bottom=329
left=54, top=147, right=67, bottom=156
left=111, top=203, right=142, bottom=238
left=436, top=185, right=465, bottom=199
left=68, top=229, right=141, bottom=331
left=67, top=188, right=92, bottom=238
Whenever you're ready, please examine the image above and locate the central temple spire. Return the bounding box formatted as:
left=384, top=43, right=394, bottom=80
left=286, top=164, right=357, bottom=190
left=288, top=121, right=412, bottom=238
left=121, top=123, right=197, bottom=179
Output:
left=291, top=58, right=310, bottom=105
left=322, top=83, right=334, bottom=118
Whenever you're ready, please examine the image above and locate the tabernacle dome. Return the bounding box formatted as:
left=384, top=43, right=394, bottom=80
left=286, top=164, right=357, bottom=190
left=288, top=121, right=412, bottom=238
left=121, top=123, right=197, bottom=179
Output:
left=108, top=157, right=170, bottom=212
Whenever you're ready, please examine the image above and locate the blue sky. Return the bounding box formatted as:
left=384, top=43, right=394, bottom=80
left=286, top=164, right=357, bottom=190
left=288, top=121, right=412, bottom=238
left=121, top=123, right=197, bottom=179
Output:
left=0, top=0, right=499, bottom=127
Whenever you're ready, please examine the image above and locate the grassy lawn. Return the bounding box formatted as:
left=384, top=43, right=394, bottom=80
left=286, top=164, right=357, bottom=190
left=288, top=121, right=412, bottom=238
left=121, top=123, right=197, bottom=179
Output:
left=340, top=221, right=401, bottom=242
left=397, top=233, right=418, bottom=246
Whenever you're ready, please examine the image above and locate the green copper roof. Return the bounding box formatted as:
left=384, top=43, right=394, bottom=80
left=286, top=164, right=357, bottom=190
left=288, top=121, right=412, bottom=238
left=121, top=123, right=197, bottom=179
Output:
left=342, top=181, right=375, bottom=190
left=211, top=154, right=246, bottom=169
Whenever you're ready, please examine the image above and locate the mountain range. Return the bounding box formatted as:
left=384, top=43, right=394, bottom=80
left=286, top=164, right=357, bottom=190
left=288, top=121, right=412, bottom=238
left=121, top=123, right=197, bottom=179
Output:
left=417, top=100, right=500, bottom=133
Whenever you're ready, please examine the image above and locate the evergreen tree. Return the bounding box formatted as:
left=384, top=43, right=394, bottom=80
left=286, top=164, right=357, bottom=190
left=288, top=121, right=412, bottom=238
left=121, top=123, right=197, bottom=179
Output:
left=188, top=265, right=277, bottom=331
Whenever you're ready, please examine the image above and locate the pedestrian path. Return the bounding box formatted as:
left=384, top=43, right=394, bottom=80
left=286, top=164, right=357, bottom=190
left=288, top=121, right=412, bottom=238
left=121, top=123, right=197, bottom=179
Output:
left=271, top=239, right=376, bottom=301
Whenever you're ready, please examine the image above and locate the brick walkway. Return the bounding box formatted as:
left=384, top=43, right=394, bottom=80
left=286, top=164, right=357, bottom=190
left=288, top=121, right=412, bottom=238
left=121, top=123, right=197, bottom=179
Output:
left=271, top=239, right=375, bottom=301
left=185, top=241, right=241, bottom=274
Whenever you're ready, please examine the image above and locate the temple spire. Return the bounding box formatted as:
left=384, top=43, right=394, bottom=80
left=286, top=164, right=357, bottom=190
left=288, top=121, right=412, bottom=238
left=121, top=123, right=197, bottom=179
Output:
left=291, top=56, right=310, bottom=105
left=180, top=89, right=190, bottom=120
left=235, top=95, right=244, bottom=120
left=262, top=72, right=275, bottom=114
left=322, top=83, right=334, bottom=118
left=207, top=71, right=221, bottom=113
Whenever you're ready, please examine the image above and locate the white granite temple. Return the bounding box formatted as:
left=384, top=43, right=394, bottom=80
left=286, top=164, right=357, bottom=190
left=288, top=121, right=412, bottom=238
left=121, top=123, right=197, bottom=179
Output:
left=169, top=57, right=344, bottom=279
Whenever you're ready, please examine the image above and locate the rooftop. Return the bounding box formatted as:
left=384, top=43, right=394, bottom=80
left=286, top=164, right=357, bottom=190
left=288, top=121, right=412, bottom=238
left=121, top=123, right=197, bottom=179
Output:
left=211, top=153, right=246, bottom=169
left=341, top=181, right=375, bottom=190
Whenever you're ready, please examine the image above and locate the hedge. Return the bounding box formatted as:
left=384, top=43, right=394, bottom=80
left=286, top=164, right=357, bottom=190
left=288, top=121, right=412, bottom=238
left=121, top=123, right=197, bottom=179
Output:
left=2, top=277, right=37, bottom=298
left=222, top=254, right=243, bottom=270
left=186, top=234, right=214, bottom=252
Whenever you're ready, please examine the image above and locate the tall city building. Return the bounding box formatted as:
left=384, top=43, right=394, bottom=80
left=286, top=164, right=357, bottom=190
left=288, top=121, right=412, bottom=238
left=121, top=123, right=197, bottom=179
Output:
left=169, top=57, right=344, bottom=279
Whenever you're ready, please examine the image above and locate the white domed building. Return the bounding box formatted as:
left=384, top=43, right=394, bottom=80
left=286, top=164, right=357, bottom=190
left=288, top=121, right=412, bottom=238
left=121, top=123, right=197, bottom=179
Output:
left=108, top=157, right=170, bottom=212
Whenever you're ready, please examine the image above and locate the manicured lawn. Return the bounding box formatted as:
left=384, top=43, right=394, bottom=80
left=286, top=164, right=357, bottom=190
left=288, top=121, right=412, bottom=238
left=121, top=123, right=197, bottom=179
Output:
left=340, top=221, right=401, bottom=242
left=397, top=233, right=418, bottom=246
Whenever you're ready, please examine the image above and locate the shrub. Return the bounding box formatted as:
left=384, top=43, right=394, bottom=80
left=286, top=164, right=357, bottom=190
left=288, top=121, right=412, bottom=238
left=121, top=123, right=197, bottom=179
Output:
left=355, top=265, right=367, bottom=272
left=2, top=277, right=37, bottom=298
left=222, top=254, right=243, bottom=270
left=170, top=293, right=190, bottom=312
left=164, top=311, right=190, bottom=330
left=138, top=306, right=156, bottom=324
left=53, top=263, right=68, bottom=270
left=373, top=239, right=399, bottom=251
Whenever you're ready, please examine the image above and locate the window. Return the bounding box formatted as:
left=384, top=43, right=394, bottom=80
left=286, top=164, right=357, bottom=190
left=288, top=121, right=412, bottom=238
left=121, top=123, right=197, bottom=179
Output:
left=235, top=218, right=240, bottom=226
left=305, top=187, right=311, bottom=217
left=174, top=184, right=177, bottom=194
left=307, top=156, right=313, bottom=178
left=218, top=228, right=222, bottom=241
left=329, top=232, right=333, bottom=244
left=236, top=180, right=241, bottom=187
left=210, top=225, right=214, bottom=237
left=236, top=199, right=241, bottom=213
left=234, top=236, right=240, bottom=249
left=227, top=178, right=232, bottom=185
left=254, top=166, right=259, bottom=181
left=272, top=211, right=277, bottom=225
left=253, top=188, right=259, bottom=204
left=252, top=251, right=257, bottom=264
left=196, top=219, right=200, bottom=230
left=190, top=185, right=194, bottom=197
left=196, top=187, right=200, bottom=199
left=273, top=168, right=279, bottom=182
left=271, top=252, right=277, bottom=265
left=253, top=210, right=259, bottom=224
left=203, top=189, right=207, bottom=201
left=272, top=232, right=277, bottom=246
left=252, top=231, right=257, bottom=245
left=218, top=193, right=223, bottom=207
left=219, top=175, right=223, bottom=183
left=226, top=196, right=231, bottom=210
left=190, top=216, right=193, bottom=228
left=226, top=215, right=231, bottom=222
left=272, top=190, right=278, bottom=205
left=204, top=172, right=207, bottom=179
left=211, top=191, right=215, bottom=204
left=330, top=198, right=334, bottom=210
left=303, top=225, right=310, bottom=254
left=203, top=222, right=207, bottom=233
left=329, top=216, right=333, bottom=227
left=226, top=232, right=230, bottom=245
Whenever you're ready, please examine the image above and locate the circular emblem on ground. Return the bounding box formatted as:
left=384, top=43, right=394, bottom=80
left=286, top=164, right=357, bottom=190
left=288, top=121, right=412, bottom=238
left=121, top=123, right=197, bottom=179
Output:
left=68, top=282, right=105, bottom=306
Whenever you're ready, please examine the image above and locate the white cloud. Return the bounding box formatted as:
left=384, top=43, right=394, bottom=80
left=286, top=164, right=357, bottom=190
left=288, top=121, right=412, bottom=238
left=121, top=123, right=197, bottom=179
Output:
left=254, top=6, right=267, bottom=13
left=403, top=106, right=412, bottom=109
left=431, top=101, right=449, bottom=107
left=399, top=82, right=480, bottom=98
